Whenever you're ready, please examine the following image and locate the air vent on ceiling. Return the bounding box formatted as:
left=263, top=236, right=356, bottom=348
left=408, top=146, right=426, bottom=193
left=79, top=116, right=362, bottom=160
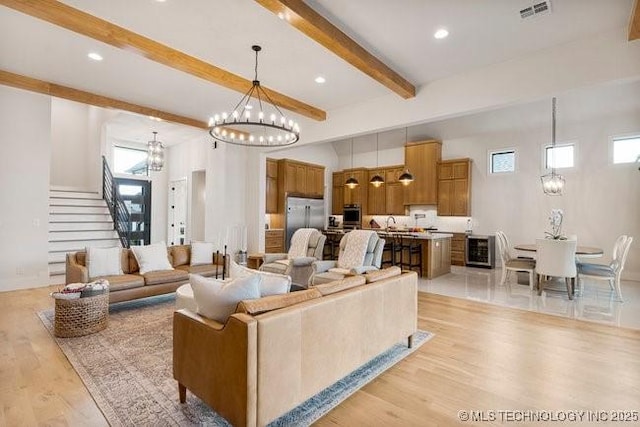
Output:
left=520, top=1, right=551, bottom=20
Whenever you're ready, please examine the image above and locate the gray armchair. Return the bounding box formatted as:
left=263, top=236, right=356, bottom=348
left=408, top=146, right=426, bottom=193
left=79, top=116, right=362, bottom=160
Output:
left=260, top=229, right=326, bottom=287
left=310, top=231, right=385, bottom=286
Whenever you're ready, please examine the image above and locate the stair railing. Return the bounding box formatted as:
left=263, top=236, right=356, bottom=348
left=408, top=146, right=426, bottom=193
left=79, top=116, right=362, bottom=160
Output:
left=102, top=156, right=131, bottom=248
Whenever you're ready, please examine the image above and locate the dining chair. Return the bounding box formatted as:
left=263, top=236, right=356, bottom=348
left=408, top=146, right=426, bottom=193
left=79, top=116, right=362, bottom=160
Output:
left=495, top=231, right=536, bottom=290
left=535, top=238, right=577, bottom=300
left=577, top=235, right=633, bottom=301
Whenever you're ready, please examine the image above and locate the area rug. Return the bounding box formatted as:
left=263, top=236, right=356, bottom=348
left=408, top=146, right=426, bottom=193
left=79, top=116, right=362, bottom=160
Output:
left=39, top=295, right=432, bottom=426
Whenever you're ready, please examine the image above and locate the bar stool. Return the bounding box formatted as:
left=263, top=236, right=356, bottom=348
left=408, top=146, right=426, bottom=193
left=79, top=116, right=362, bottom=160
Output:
left=391, top=233, right=403, bottom=266
left=381, top=238, right=394, bottom=267
left=400, top=235, right=422, bottom=276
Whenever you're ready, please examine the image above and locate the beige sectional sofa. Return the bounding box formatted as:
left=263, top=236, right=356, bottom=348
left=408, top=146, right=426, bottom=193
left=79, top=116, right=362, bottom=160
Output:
left=173, top=268, right=417, bottom=427
left=66, top=245, right=226, bottom=303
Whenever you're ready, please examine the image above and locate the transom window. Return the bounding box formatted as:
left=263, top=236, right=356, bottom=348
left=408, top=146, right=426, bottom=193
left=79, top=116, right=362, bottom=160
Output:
left=545, top=143, right=574, bottom=169
left=489, top=149, right=516, bottom=174
left=113, top=146, right=148, bottom=176
left=612, top=135, right=640, bottom=164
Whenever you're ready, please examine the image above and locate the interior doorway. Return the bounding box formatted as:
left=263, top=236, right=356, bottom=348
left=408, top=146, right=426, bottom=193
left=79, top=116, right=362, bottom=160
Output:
left=190, top=170, right=206, bottom=242
left=168, top=178, right=188, bottom=246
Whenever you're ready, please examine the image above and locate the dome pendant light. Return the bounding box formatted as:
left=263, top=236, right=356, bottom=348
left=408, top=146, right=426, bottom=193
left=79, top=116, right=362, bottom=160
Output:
left=345, top=139, right=359, bottom=189
left=540, top=97, right=565, bottom=195
left=369, top=133, right=385, bottom=187
left=398, top=127, right=414, bottom=186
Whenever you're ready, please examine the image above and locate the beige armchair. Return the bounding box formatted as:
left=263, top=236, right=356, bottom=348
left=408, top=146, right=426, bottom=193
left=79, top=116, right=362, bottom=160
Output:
left=310, top=231, right=385, bottom=286
left=260, top=228, right=326, bottom=287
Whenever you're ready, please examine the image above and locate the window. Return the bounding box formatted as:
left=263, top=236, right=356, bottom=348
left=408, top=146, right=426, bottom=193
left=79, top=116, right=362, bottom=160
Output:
left=612, top=135, right=640, bottom=164
left=545, top=143, right=574, bottom=169
left=113, top=146, right=148, bottom=176
left=489, top=149, right=516, bottom=174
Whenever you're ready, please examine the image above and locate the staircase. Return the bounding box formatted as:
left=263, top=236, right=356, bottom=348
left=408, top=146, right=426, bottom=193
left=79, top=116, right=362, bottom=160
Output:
left=48, top=188, right=120, bottom=284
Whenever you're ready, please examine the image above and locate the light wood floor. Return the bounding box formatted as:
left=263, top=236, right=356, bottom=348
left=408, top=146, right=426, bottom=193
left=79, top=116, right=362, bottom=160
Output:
left=1, top=286, right=639, bottom=426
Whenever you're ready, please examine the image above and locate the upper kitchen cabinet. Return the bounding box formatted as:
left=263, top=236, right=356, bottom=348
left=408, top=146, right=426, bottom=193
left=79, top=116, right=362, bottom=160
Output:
left=404, top=140, right=442, bottom=205
left=331, top=172, right=344, bottom=215
left=366, top=166, right=406, bottom=215
left=437, top=158, right=472, bottom=216
left=266, top=158, right=278, bottom=214
left=278, top=159, right=325, bottom=199
left=342, top=168, right=368, bottom=212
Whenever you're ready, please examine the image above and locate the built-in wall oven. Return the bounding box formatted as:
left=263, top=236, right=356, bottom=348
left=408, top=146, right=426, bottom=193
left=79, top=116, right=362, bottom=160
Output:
left=466, top=235, right=495, bottom=268
left=342, top=204, right=361, bottom=229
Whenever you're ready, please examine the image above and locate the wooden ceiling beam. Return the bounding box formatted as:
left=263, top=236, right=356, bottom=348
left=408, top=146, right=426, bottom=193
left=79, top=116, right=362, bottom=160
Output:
left=0, top=0, right=326, bottom=121
left=630, top=0, right=640, bottom=41
left=255, top=0, right=415, bottom=99
left=0, top=69, right=209, bottom=129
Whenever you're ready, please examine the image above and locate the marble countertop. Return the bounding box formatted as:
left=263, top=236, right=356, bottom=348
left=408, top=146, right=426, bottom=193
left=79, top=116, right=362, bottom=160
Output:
left=324, top=228, right=453, bottom=240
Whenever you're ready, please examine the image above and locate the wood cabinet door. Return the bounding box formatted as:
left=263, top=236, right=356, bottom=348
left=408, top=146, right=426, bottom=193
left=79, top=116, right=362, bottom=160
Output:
left=332, top=184, right=344, bottom=215
left=437, top=180, right=452, bottom=216
left=266, top=159, right=278, bottom=178
left=385, top=182, right=405, bottom=215
left=284, top=161, right=297, bottom=193
left=452, top=179, right=469, bottom=216
left=452, top=162, right=469, bottom=179
left=266, top=177, right=278, bottom=213
left=310, top=166, right=325, bottom=196
left=438, top=162, right=454, bottom=180
left=367, top=169, right=385, bottom=214
left=404, top=142, right=441, bottom=205
left=295, top=164, right=307, bottom=193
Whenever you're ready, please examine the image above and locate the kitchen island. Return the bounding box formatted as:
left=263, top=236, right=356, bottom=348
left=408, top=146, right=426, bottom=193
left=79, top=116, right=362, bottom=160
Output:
left=323, top=229, right=452, bottom=279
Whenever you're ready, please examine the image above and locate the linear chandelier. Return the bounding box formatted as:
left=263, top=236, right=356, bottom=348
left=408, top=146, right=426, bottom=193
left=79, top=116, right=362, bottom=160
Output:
left=208, top=45, right=300, bottom=148
left=147, top=131, right=164, bottom=171
left=540, top=97, right=565, bottom=195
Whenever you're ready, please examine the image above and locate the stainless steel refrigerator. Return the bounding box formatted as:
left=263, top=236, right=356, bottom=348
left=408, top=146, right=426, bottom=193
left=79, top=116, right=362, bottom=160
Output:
left=285, top=196, right=325, bottom=250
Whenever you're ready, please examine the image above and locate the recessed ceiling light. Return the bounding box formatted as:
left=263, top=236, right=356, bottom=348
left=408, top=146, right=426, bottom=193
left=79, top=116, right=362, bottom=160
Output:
left=245, top=105, right=253, bottom=110
left=88, top=52, right=103, bottom=61
left=314, top=76, right=326, bottom=84
left=434, top=28, right=449, bottom=39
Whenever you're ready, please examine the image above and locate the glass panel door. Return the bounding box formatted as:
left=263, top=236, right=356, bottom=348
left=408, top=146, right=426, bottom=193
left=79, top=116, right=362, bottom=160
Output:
left=115, top=178, right=151, bottom=246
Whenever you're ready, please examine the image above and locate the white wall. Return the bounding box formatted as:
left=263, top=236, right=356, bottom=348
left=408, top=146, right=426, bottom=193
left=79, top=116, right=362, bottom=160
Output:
left=332, top=81, right=640, bottom=280
left=0, top=86, right=51, bottom=291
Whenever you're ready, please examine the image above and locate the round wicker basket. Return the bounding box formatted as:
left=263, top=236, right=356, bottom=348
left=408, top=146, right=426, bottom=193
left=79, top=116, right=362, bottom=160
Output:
left=54, top=291, right=109, bottom=338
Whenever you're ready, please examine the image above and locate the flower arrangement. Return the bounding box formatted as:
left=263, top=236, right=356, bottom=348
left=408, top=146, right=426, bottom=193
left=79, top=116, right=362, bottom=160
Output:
left=545, top=209, right=566, bottom=240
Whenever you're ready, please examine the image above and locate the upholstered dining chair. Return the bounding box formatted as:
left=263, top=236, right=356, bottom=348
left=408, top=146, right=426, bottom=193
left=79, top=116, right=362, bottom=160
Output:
left=495, top=231, right=536, bottom=290
left=535, top=238, right=578, bottom=300
left=309, top=230, right=385, bottom=286
left=260, top=228, right=326, bottom=288
left=577, top=235, right=633, bottom=301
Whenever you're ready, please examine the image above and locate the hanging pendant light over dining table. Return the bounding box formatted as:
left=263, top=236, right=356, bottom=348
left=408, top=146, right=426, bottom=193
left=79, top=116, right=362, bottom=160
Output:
left=540, top=97, right=565, bottom=195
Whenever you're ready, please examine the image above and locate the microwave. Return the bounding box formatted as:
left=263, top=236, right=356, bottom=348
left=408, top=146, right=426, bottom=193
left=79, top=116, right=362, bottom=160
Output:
left=343, top=204, right=361, bottom=228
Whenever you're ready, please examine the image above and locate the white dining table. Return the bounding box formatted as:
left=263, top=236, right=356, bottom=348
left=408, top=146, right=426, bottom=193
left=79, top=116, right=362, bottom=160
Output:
left=514, top=244, right=604, bottom=258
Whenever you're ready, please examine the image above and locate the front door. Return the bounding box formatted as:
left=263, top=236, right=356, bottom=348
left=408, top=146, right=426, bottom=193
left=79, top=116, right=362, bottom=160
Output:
left=115, top=178, right=151, bottom=246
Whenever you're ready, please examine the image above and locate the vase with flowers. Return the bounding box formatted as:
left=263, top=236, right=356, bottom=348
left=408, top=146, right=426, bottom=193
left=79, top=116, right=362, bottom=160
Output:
left=545, top=209, right=566, bottom=240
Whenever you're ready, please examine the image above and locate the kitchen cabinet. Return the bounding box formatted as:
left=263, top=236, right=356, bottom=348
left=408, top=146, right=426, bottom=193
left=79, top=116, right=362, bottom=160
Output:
left=265, top=229, right=285, bottom=253
left=421, top=237, right=451, bottom=278
left=331, top=172, right=344, bottom=215
left=342, top=168, right=368, bottom=213
left=367, top=169, right=386, bottom=214
left=404, top=140, right=442, bottom=205
left=437, top=158, right=471, bottom=216
left=365, top=166, right=406, bottom=215
left=266, top=158, right=278, bottom=214
left=278, top=159, right=325, bottom=200
left=450, top=233, right=467, bottom=266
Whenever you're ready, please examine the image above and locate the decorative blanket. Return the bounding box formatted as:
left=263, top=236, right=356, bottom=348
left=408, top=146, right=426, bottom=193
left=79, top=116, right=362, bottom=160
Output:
left=288, top=228, right=316, bottom=259
left=338, top=230, right=376, bottom=269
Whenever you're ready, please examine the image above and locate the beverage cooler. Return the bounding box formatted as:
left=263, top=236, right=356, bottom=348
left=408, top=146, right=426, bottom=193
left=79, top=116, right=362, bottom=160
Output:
left=465, top=235, right=495, bottom=268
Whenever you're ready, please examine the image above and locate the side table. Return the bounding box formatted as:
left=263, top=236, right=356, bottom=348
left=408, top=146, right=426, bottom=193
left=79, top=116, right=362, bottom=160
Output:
left=247, top=253, right=265, bottom=270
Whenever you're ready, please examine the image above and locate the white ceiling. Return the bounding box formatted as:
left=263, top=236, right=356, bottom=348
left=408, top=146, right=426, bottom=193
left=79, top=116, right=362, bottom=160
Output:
left=0, top=0, right=635, bottom=144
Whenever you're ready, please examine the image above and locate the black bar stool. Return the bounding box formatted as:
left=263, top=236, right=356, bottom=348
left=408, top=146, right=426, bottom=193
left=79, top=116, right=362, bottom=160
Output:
left=381, top=238, right=394, bottom=267
left=400, top=235, right=422, bottom=276
left=391, top=233, right=404, bottom=267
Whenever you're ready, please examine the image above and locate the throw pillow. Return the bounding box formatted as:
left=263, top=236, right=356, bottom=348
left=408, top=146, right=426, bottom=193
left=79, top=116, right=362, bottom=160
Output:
left=86, top=246, right=123, bottom=278
left=190, top=273, right=262, bottom=323
left=190, top=241, right=215, bottom=266
left=230, top=260, right=291, bottom=296
left=131, top=242, right=173, bottom=274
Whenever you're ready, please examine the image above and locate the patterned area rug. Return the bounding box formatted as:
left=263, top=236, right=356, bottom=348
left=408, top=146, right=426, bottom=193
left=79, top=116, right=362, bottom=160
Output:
left=39, top=295, right=432, bottom=426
